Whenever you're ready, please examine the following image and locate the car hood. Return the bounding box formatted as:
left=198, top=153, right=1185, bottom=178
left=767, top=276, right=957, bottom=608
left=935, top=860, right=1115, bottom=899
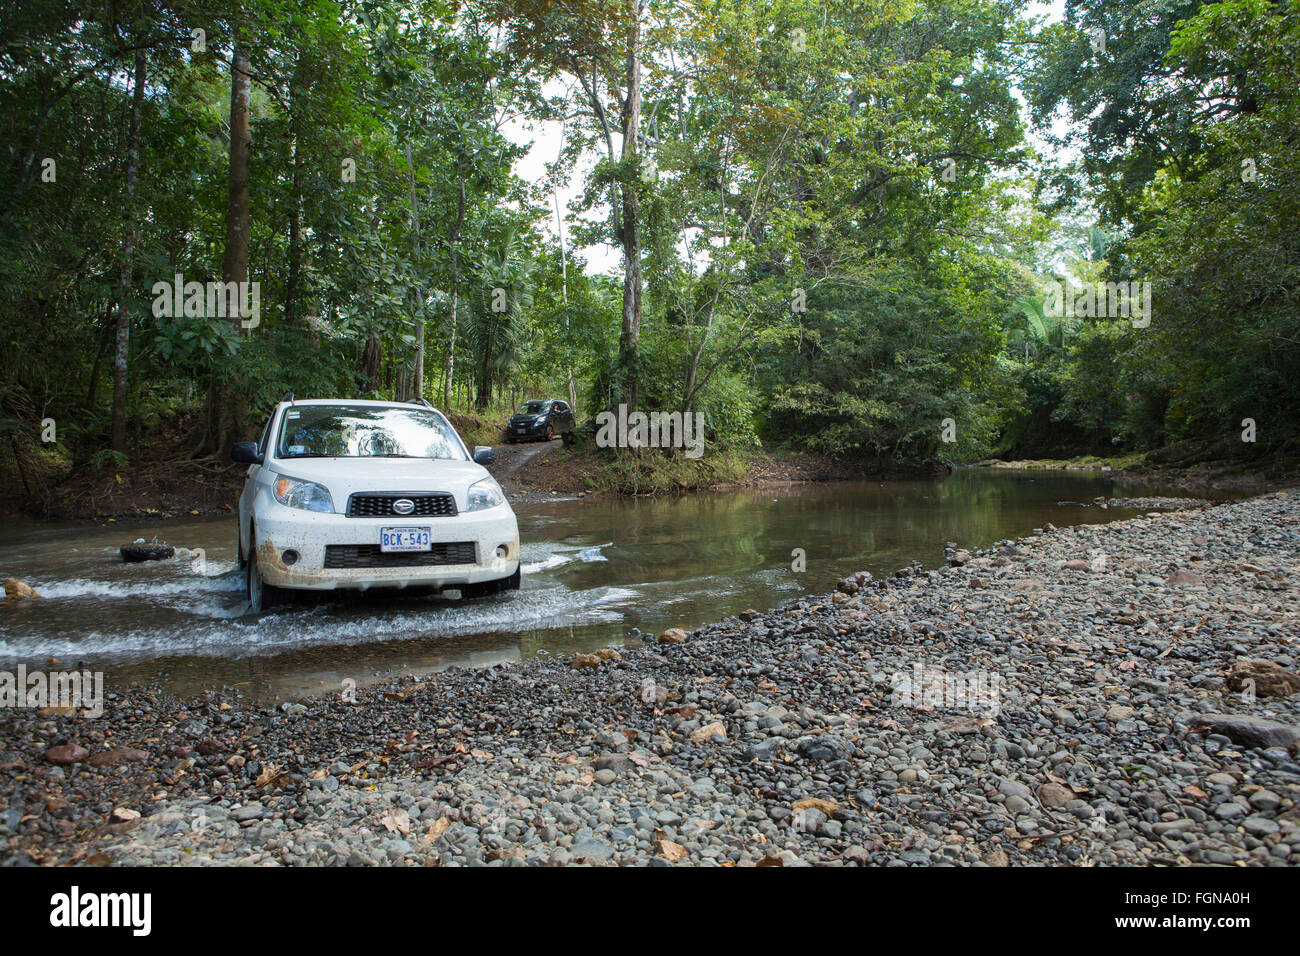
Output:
left=267, top=457, right=493, bottom=510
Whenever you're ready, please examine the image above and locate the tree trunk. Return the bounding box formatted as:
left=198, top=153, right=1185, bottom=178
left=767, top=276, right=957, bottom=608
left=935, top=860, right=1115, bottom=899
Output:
left=405, top=141, right=424, bottom=399
left=617, top=0, right=643, bottom=411
left=286, top=103, right=302, bottom=326
left=224, top=44, right=252, bottom=313
left=477, top=345, right=491, bottom=411
left=86, top=301, right=114, bottom=408
left=442, top=179, right=465, bottom=409
left=358, top=332, right=381, bottom=393
left=110, top=49, right=146, bottom=455
left=199, top=42, right=253, bottom=457
left=554, top=187, right=578, bottom=417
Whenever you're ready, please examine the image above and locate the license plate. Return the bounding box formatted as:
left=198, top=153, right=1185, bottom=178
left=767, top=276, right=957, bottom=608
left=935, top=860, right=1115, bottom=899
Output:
left=516, top=427, right=526, bottom=433
left=380, top=527, right=432, bottom=552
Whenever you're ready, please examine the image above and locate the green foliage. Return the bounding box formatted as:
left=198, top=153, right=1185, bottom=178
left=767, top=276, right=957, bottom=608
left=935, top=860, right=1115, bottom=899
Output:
left=586, top=449, right=750, bottom=496
left=762, top=272, right=1011, bottom=463
left=88, top=449, right=129, bottom=473
left=2, top=0, right=1293, bottom=494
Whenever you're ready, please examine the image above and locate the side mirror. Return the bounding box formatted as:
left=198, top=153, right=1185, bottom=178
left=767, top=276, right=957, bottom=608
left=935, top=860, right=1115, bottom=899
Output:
left=472, top=446, right=495, bottom=465
left=232, top=441, right=262, bottom=465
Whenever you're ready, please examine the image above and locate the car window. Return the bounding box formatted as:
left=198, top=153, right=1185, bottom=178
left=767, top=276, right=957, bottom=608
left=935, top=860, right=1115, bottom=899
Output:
left=256, top=418, right=272, bottom=456
left=275, top=405, right=467, bottom=460
left=518, top=402, right=545, bottom=415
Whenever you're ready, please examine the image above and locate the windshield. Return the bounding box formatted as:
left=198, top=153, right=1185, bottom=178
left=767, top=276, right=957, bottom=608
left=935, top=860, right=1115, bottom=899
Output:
left=276, top=405, right=466, bottom=460
left=517, top=402, right=547, bottom=415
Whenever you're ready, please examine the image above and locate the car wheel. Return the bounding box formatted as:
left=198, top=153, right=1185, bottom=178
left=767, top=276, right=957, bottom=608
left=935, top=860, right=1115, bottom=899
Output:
left=237, top=528, right=247, bottom=569
left=545, top=424, right=554, bottom=441
left=246, top=527, right=285, bottom=613
left=247, top=550, right=265, bottom=613
left=458, top=566, right=521, bottom=599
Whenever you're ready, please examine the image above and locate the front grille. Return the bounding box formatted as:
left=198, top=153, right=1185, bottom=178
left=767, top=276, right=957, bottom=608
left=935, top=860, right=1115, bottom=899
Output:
left=323, top=542, right=478, bottom=568
left=346, top=492, right=457, bottom=518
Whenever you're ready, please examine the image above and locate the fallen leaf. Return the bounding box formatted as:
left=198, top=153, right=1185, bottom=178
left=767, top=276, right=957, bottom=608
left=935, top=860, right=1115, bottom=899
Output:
left=255, top=763, right=286, bottom=788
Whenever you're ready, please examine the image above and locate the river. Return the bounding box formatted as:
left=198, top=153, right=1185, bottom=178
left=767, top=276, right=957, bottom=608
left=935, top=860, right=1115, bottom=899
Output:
left=0, top=468, right=1222, bottom=702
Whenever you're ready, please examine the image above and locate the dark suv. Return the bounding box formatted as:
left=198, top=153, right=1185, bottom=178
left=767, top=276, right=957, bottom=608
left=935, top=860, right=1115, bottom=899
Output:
left=506, top=399, right=574, bottom=443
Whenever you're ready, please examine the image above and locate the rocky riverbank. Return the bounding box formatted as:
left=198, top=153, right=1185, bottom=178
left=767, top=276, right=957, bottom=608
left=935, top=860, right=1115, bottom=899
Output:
left=3, top=490, right=1298, bottom=866
left=977, top=455, right=1299, bottom=494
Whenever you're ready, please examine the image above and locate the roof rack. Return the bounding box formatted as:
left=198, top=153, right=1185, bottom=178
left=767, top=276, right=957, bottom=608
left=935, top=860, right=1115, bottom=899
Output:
left=281, top=391, right=295, bottom=403
left=409, top=397, right=434, bottom=409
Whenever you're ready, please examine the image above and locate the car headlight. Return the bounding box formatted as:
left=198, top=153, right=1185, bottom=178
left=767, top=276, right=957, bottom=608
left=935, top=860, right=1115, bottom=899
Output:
left=272, top=475, right=334, bottom=513
left=466, top=476, right=505, bottom=511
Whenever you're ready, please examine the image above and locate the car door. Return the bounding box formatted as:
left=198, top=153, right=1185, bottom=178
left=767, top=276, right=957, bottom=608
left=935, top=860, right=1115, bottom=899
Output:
left=239, top=412, right=276, bottom=561
left=553, top=401, right=572, bottom=432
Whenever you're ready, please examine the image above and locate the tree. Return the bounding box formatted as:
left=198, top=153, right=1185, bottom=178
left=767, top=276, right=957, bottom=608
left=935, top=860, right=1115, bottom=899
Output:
left=484, top=0, right=650, bottom=408
left=110, top=47, right=147, bottom=455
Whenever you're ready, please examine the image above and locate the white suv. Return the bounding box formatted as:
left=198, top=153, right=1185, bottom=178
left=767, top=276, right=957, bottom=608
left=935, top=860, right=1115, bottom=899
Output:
left=232, top=397, right=519, bottom=612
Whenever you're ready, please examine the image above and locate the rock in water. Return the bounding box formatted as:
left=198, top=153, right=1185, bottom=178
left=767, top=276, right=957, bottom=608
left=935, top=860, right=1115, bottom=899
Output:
left=835, top=570, right=873, bottom=593
left=120, top=543, right=175, bottom=563
left=3, top=578, right=39, bottom=600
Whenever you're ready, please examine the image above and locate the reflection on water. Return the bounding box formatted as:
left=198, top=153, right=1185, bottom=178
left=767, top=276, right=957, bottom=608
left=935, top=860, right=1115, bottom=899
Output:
left=0, top=469, right=1227, bottom=702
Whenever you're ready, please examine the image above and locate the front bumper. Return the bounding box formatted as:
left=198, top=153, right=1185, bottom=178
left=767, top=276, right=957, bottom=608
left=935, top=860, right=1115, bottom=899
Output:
left=508, top=419, right=550, bottom=438
left=253, top=503, right=519, bottom=591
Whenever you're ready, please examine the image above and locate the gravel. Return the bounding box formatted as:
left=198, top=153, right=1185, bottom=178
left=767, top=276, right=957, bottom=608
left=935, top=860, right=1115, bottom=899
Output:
left=2, top=489, right=1298, bottom=866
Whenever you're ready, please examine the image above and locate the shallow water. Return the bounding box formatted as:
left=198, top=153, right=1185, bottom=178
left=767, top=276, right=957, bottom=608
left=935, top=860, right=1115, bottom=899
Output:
left=0, top=469, right=1226, bottom=702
